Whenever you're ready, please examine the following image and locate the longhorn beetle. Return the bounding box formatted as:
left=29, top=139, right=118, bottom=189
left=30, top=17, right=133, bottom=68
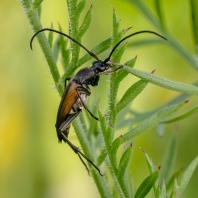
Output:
left=30, top=28, right=167, bottom=176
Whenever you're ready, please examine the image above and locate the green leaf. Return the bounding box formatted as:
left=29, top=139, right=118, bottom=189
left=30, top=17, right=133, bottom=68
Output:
left=178, top=155, right=198, bottom=197
left=107, top=8, right=122, bottom=128
left=78, top=5, right=93, bottom=38
left=97, top=148, right=108, bottom=166
left=141, top=148, right=159, bottom=197
left=112, top=8, right=120, bottom=48
left=98, top=109, right=107, bottom=135
left=159, top=132, right=178, bottom=184
left=98, top=109, right=113, bottom=149
left=124, top=66, right=198, bottom=95
left=109, top=136, right=122, bottom=171
left=166, top=168, right=183, bottom=192
left=121, top=100, right=187, bottom=143
left=37, top=3, right=42, bottom=18
left=170, top=178, right=179, bottom=198
left=112, top=42, right=127, bottom=64
left=154, top=0, right=164, bottom=27
left=128, top=173, right=135, bottom=198
left=118, top=144, right=133, bottom=178
left=116, top=80, right=148, bottom=113
left=59, top=34, right=70, bottom=72
left=161, top=105, right=198, bottom=124
left=48, top=23, right=54, bottom=48
left=134, top=169, right=159, bottom=198
left=127, top=0, right=198, bottom=70
left=115, top=57, right=137, bottom=84
left=128, top=0, right=162, bottom=30
left=160, top=179, right=167, bottom=198
left=128, top=38, right=165, bottom=48
left=77, top=37, right=111, bottom=66
left=141, top=148, right=156, bottom=174
left=116, top=144, right=133, bottom=198
left=76, top=0, right=86, bottom=22
left=52, top=36, right=60, bottom=64
left=190, top=0, right=198, bottom=54
left=32, top=0, right=43, bottom=8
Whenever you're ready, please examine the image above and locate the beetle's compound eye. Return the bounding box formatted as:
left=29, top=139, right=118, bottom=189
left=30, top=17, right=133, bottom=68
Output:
left=92, top=61, right=107, bottom=73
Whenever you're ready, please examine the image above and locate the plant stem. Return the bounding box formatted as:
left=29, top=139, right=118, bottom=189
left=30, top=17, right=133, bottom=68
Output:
left=21, top=0, right=63, bottom=95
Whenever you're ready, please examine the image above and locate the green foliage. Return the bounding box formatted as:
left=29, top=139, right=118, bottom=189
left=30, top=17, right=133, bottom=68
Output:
left=134, top=169, right=159, bottom=198
left=20, top=0, right=198, bottom=197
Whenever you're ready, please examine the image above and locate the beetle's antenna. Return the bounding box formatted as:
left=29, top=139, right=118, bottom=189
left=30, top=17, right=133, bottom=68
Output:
left=103, top=30, right=167, bottom=63
left=30, top=28, right=100, bottom=61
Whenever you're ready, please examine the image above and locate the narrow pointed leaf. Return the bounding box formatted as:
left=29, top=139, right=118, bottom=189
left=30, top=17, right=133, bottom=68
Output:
left=127, top=0, right=198, bottom=69
left=124, top=66, right=198, bottom=95
left=48, top=24, right=54, bottom=48
left=178, top=155, right=198, bottom=197
left=118, top=144, right=132, bottom=178
left=109, top=136, right=122, bottom=170
left=170, top=178, right=179, bottom=198
left=105, top=127, right=114, bottom=149
left=167, top=168, right=183, bottom=192
left=116, top=80, right=148, bottom=113
left=37, top=4, right=42, bottom=18
left=97, top=148, right=108, bottom=166
left=141, top=148, right=156, bottom=174
left=76, top=0, right=86, bottom=20
left=141, top=148, right=158, bottom=196
left=78, top=5, right=93, bottom=37
left=32, top=0, right=43, bottom=8
left=112, top=42, right=127, bottom=64
left=161, top=105, right=198, bottom=123
left=128, top=173, right=135, bottom=198
left=134, top=170, right=159, bottom=198
left=117, top=144, right=133, bottom=198
left=98, top=109, right=107, bottom=136
left=154, top=0, right=164, bottom=27
left=60, top=36, right=70, bottom=71
left=160, top=179, right=167, bottom=198
left=77, top=37, right=111, bottom=66
left=159, top=132, right=178, bottom=184
left=128, top=38, right=165, bottom=48
left=121, top=100, right=187, bottom=143
left=52, top=36, right=61, bottom=64
left=98, top=109, right=113, bottom=149
left=112, top=8, right=120, bottom=47
left=190, top=0, right=198, bottom=53
left=115, top=57, right=137, bottom=84
left=107, top=8, right=122, bottom=129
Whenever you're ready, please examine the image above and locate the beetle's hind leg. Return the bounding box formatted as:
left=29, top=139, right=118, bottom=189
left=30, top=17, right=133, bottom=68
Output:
left=59, top=131, right=103, bottom=176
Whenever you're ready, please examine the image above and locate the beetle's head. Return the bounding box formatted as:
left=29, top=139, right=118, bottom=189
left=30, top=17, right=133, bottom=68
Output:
left=91, top=61, right=110, bottom=73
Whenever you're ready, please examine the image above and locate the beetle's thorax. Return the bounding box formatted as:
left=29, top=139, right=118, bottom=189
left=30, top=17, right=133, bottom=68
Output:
left=73, top=61, right=110, bottom=86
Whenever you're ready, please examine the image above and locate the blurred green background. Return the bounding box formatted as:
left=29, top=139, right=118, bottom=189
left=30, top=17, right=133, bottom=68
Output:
left=1, top=0, right=198, bottom=197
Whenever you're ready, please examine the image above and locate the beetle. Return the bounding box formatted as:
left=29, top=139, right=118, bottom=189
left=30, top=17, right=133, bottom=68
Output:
left=30, top=28, right=167, bottom=176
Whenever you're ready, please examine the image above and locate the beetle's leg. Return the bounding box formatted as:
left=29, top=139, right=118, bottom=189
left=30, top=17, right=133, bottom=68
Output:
left=64, top=76, right=72, bottom=87
left=76, top=86, right=99, bottom=121
left=98, top=65, right=124, bottom=75
left=60, top=130, right=103, bottom=176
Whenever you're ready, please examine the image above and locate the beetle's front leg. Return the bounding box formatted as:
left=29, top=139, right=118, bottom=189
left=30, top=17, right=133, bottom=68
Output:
left=76, top=86, right=99, bottom=121
left=98, top=64, right=124, bottom=75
